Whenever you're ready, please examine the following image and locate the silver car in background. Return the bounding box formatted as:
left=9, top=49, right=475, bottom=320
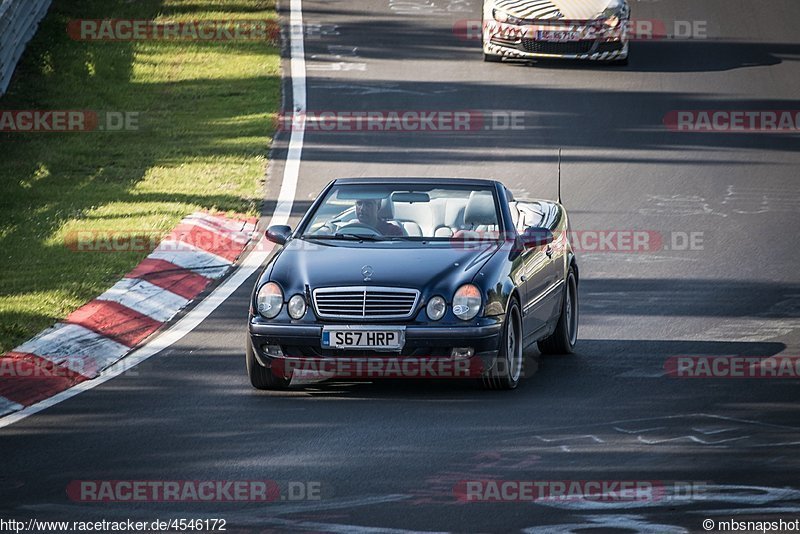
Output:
left=483, top=0, right=630, bottom=64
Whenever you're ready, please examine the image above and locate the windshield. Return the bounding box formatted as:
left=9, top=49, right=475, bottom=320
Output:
left=301, top=183, right=501, bottom=240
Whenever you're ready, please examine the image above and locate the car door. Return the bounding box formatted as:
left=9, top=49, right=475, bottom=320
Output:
left=517, top=202, right=563, bottom=337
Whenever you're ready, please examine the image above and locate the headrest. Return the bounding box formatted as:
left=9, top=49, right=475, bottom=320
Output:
left=463, top=191, right=497, bottom=226
left=378, top=197, right=394, bottom=219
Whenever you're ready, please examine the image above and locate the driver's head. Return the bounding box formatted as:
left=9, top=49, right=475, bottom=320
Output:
left=355, top=199, right=380, bottom=226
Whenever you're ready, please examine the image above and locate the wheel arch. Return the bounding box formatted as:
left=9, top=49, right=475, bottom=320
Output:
left=568, top=253, right=579, bottom=285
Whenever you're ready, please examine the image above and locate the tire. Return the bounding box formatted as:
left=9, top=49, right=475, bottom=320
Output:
left=246, top=337, right=290, bottom=390
left=538, top=266, right=578, bottom=355
left=482, top=298, right=523, bottom=390
left=608, top=56, right=628, bottom=66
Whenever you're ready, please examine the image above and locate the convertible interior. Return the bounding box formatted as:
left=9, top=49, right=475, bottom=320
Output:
left=312, top=191, right=548, bottom=239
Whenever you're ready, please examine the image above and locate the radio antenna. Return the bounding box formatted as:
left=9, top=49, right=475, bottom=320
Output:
left=557, top=148, right=562, bottom=204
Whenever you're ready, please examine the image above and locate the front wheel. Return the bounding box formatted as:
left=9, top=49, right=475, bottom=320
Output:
left=246, top=337, right=290, bottom=390
left=483, top=299, right=523, bottom=390
left=538, top=266, right=578, bottom=355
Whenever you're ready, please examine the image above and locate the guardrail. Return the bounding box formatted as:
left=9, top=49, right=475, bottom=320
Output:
left=0, top=0, right=53, bottom=96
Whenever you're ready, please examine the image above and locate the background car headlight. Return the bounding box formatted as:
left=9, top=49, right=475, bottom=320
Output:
left=256, top=282, right=283, bottom=319
left=453, top=284, right=481, bottom=321
left=288, top=294, right=307, bottom=319
left=493, top=8, right=524, bottom=25
left=426, top=296, right=446, bottom=321
left=599, top=0, right=628, bottom=27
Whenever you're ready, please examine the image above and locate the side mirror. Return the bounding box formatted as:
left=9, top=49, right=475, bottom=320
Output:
left=520, top=226, right=554, bottom=248
left=266, top=225, right=292, bottom=245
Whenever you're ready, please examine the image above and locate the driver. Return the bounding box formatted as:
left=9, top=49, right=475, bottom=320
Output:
left=354, top=199, right=403, bottom=236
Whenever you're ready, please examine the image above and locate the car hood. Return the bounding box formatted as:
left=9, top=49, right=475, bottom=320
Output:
left=492, top=0, right=617, bottom=20
left=269, top=239, right=501, bottom=294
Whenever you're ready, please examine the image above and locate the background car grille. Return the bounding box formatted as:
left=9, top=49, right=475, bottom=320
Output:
left=313, top=287, right=419, bottom=319
left=595, top=41, right=624, bottom=53
left=520, top=39, right=594, bottom=55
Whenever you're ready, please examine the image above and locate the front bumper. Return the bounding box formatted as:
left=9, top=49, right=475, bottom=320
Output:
left=248, top=320, right=504, bottom=380
left=484, top=21, right=629, bottom=61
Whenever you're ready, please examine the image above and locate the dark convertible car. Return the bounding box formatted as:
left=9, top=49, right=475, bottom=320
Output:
left=246, top=178, right=578, bottom=390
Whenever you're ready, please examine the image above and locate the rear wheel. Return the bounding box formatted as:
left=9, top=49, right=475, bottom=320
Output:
left=482, top=299, right=523, bottom=390
left=246, top=337, right=290, bottom=390
left=538, top=267, right=578, bottom=355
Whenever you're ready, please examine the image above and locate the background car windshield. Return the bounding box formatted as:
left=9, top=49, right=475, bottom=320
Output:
left=303, top=185, right=500, bottom=239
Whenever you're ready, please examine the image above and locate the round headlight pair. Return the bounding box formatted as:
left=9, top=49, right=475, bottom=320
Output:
left=287, top=294, right=307, bottom=319
left=256, top=283, right=307, bottom=319
left=426, top=296, right=447, bottom=321
left=453, top=284, right=481, bottom=321
left=426, top=284, right=482, bottom=321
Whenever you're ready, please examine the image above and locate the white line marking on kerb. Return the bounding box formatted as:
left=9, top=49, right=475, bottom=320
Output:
left=0, top=397, right=24, bottom=418
left=97, top=278, right=190, bottom=323
left=16, top=323, right=130, bottom=374
left=148, top=241, right=233, bottom=279
left=0, top=0, right=307, bottom=430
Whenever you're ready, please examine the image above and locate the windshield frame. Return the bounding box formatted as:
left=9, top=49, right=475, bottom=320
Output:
left=296, top=181, right=506, bottom=241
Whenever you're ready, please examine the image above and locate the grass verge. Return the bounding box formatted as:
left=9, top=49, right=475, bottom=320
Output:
left=0, top=0, right=280, bottom=352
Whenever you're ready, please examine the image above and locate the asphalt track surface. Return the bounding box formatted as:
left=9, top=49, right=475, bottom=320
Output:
left=2, top=0, right=800, bottom=532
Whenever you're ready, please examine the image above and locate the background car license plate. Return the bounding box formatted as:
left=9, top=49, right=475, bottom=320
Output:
left=536, top=30, right=582, bottom=42
left=322, top=327, right=404, bottom=350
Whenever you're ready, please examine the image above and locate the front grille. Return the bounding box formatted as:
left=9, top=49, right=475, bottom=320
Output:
left=520, top=39, right=594, bottom=55
left=595, top=41, right=624, bottom=53
left=313, top=286, right=420, bottom=320
left=490, top=36, right=521, bottom=47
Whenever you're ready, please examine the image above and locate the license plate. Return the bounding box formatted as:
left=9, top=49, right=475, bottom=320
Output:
left=322, top=327, right=405, bottom=350
left=536, top=30, right=582, bottom=42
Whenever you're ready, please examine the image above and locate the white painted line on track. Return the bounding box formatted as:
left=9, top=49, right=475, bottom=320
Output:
left=97, top=278, right=190, bottom=323
left=15, top=323, right=130, bottom=374
left=0, top=0, right=307, bottom=430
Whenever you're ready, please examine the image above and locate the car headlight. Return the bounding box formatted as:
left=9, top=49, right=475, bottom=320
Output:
left=453, top=284, right=481, bottom=321
left=493, top=8, right=524, bottom=25
left=256, top=282, right=283, bottom=319
left=599, top=0, right=628, bottom=27
left=288, top=294, right=307, bottom=319
left=426, top=296, right=446, bottom=321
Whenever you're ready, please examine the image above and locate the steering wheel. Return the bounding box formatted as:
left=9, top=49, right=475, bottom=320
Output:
left=338, top=222, right=383, bottom=237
